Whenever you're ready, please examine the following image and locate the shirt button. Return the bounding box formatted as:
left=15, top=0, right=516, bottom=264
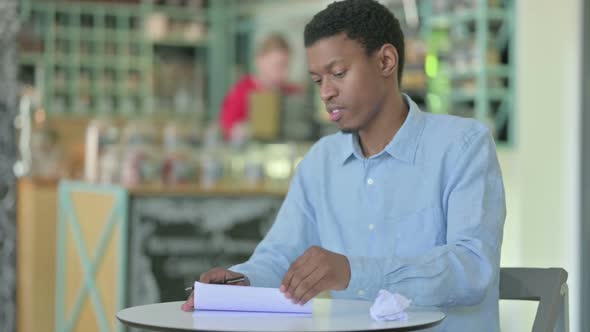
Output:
left=358, top=289, right=366, bottom=296
left=368, top=224, right=375, bottom=231
left=367, top=178, right=374, bottom=185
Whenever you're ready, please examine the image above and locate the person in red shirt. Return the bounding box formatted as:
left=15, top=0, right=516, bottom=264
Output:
left=219, top=34, right=301, bottom=140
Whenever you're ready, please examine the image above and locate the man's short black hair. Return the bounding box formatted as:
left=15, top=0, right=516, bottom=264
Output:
left=304, top=0, right=405, bottom=84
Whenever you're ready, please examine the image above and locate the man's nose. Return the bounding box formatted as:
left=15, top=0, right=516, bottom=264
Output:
left=319, top=79, right=338, bottom=102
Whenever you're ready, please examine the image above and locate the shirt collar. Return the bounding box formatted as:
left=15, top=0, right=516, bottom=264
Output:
left=339, top=94, right=425, bottom=165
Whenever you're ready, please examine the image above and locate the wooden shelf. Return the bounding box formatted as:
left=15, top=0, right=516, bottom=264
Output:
left=128, top=181, right=288, bottom=197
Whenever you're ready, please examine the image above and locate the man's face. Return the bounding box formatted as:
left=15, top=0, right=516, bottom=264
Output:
left=306, top=33, right=386, bottom=133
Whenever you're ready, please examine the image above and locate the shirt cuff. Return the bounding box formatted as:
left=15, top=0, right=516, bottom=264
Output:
left=229, top=263, right=257, bottom=286
left=332, top=256, right=385, bottom=300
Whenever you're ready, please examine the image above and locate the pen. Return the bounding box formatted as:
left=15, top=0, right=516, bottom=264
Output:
left=184, top=276, right=246, bottom=291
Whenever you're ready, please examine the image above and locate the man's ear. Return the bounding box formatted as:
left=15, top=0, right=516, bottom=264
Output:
left=378, top=44, right=398, bottom=78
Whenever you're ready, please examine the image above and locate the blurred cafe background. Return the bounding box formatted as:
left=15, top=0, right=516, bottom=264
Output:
left=0, top=0, right=588, bottom=331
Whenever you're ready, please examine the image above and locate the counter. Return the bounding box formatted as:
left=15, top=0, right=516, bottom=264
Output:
left=17, top=178, right=288, bottom=332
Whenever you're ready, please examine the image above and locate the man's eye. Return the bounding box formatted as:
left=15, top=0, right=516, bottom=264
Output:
left=333, top=71, right=346, bottom=78
left=313, top=79, right=322, bottom=85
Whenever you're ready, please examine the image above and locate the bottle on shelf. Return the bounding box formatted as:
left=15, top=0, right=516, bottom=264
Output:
left=199, top=124, right=224, bottom=189
left=85, top=99, right=120, bottom=183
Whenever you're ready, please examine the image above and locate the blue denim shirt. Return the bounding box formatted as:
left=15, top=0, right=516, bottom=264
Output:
left=232, top=95, right=506, bottom=331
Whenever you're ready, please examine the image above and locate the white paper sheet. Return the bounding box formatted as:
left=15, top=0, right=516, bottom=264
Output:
left=193, top=281, right=313, bottom=313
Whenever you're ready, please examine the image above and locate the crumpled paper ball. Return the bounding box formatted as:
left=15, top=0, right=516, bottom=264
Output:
left=369, top=289, right=411, bottom=321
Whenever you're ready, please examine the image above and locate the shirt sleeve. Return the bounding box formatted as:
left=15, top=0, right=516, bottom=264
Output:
left=230, top=160, right=320, bottom=287
left=339, top=128, right=506, bottom=307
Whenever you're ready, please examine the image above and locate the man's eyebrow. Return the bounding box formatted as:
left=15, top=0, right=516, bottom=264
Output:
left=308, top=59, right=345, bottom=75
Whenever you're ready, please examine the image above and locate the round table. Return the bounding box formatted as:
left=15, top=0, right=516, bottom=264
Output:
left=117, top=299, right=445, bottom=332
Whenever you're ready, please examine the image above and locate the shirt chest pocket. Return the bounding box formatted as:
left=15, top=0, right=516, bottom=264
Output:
left=387, top=206, right=444, bottom=258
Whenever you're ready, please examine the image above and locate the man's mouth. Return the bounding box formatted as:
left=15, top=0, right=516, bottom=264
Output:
left=327, top=107, right=344, bottom=122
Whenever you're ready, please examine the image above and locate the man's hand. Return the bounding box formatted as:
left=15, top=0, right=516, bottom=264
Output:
left=280, top=246, right=351, bottom=305
left=180, top=268, right=249, bottom=311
